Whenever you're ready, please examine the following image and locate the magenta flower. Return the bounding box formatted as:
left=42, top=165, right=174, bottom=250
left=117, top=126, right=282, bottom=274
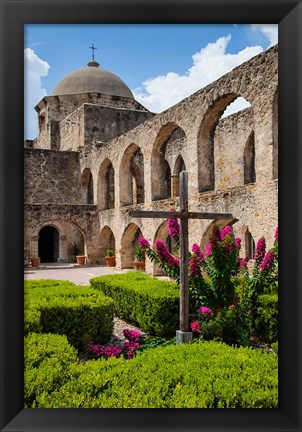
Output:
left=122, top=341, right=140, bottom=351
left=199, top=306, right=212, bottom=315
left=155, top=240, right=179, bottom=267
left=221, top=226, right=232, bottom=240
left=274, top=227, right=278, bottom=241
left=192, top=244, right=205, bottom=262
left=237, top=257, right=248, bottom=269
left=168, top=214, right=180, bottom=238
left=138, top=237, right=150, bottom=248
left=205, top=242, right=214, bottom=257
left=259, top=249, right=275, bottom=271
left=189, top=256, right=199, bottom=276
left=254, top=237, right=266, bottom=262
left=191, top=321, right=201, bottom=332
left=123, top=329, right=141, bottom=343
left=235, top=237, right=241, bottom=250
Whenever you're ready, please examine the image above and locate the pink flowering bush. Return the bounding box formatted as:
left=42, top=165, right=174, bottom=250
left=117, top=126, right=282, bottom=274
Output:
left=86, top=328, right=142, bottom=361
left=139, top=216, right=278, bottom=346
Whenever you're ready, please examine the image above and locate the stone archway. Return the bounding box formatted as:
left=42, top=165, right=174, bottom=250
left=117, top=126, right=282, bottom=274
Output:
left=198, top=93, right=253, bottom=192
left=120, top=144, right=144, bottom=206
left=120, top=223, right=143, bottom=268
left=38, top=225, right=59, bottom=263
left=81, top=168, right=94, bottom=204
left=99, top=226, right=116, bottom=265
left=97, top=159, right=115, bottom=210
left=151, top=124, right=186, bottom=201
left=171, top=154, right=186, bottom=197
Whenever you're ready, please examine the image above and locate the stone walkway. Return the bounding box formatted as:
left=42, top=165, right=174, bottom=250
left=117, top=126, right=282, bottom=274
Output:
left=24, top=263, right=133, bottom=286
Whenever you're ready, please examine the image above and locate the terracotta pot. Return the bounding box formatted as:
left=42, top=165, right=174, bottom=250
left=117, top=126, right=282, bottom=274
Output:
left=105, top=256, right=116, bottom=267
left=133, top=261, right=146, bottom=271
left=31, top=257, right=41, bottom=267
left=76, top=255, right=86, bottom=265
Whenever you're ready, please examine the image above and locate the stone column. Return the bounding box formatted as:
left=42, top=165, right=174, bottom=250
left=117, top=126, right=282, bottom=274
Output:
left=171, top=175, right=179, bottom=198
left=30, top=236, right=39, bottom=258
left=58, top=235, right=69, bottom=262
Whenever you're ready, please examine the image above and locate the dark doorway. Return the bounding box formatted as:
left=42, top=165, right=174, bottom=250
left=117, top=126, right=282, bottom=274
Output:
left=38, top=226, right=59, bottom=263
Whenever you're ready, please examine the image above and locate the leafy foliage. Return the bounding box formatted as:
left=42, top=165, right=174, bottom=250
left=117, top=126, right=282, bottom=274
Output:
left=90, top=272, right=179, bottom=336
left=25, top=280, right=115, bottom=349
left=29, top=340, right=278, bottom=408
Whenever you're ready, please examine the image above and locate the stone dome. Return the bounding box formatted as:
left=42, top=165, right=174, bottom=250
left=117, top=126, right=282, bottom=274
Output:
left=51, top=60, right=134, bottom=98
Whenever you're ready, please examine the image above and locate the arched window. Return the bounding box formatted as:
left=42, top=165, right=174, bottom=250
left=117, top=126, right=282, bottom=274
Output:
left=152, top=124, right=186, bottom=201
left=172, top=155, right=186, bottom=197
left=81, top=168, right=94, bottom=204
left=244, top=131, right=256, bottom=184
left=98, top=159, right=115, bottom=210
left=245, top=230, right=255, bottom=260
left=198, top=94, right=252, bottom=192
left=120, top=144, right=144, bottom=206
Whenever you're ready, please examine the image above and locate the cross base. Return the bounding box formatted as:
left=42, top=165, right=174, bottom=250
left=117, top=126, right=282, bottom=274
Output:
left=176, top=330, right=193, bottom=345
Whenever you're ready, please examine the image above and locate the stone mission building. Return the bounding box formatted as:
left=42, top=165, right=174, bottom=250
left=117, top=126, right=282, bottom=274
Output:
left=24, top=46, right=278, bottom=274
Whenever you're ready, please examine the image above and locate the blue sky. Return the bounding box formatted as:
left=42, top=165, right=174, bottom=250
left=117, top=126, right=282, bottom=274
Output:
left=24, top=24, right=278, bottom=140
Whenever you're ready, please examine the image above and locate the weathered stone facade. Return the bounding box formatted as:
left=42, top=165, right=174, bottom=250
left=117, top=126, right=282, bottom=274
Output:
left=24, top=46, right=278, bottom=272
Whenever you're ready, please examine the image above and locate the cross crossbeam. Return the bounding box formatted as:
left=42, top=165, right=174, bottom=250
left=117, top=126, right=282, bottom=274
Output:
left=129, top=171, right=234, bottom=344
left=89, top=44, right=97, bottom=60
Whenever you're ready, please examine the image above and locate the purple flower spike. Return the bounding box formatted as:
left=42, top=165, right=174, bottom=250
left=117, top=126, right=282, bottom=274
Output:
left=192, top=244, right=205, bottom=262
left=259, top=249, right=275, bottom=271
left=254, top=237, right=266, bottom=262
left=168, top=216, right=180, bottom=238
left=138, top=237, right=150, bottom=248
left=221, top=226, right=232, bottom=240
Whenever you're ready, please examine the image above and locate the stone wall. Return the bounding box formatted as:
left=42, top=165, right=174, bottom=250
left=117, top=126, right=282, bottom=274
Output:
left=24, top=149, right=82, bottom=204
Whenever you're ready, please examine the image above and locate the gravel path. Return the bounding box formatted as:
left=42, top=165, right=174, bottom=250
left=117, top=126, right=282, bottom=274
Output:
left=110, top=317, right=145, bottom=346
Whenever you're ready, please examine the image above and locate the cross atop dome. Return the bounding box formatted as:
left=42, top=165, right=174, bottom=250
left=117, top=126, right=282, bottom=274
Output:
left=88, top=44, right=100, bottom=68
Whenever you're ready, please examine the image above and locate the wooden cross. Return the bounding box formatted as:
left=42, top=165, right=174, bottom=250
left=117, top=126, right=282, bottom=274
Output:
left=89, top=44, right=97, bottom=61
left=129, top=171, right=233, bottom=344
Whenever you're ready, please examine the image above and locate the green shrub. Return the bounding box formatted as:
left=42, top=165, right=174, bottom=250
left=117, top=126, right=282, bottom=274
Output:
left=90, top=272, right=179, bottom=336
left=25, top=280, right=115, bottom=349
left=24, top=332, right=78, bottom=407
left=255, top=293, right=278, bottom=343
left=35, top=341, right=278, bottom=408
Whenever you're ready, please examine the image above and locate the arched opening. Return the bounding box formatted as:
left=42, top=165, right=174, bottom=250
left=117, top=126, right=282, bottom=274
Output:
left=120, top=144, right=144, bottom=206
left=198, top=94, right=252, bottom=192
left=272, top=89, right=278, bottom=180
left=81, top=168, right=94, bottom=204
left=38, top=226, right=59, bottom=263
left=66, top=224, right=85, bottom=262
left=97, top=159, right=115, bottom=210
left=99, top=226, right=115, bottom=265
left=244, top=228, right=255, bottom=260
left=153, top=220, right=178, bottom=275
left=152, top=124, right=186, bottom=201
left=172, top=155, right=186, bottom=197
left=244, top=131, right=256, bottom=184
left=120, top=223, right=143, bottom=268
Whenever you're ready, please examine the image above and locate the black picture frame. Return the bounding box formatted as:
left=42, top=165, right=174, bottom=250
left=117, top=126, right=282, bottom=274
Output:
left=0, top=0, right=301, bottom=431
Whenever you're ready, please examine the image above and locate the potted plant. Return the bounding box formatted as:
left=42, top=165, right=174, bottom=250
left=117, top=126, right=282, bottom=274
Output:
left=133, top=243, right=146, bottom=271
left=76, top=250, right=86, bottom=265
left=31, top=257, right=41, bottom=267
left=105, top=249, right=116, bottom=267
left=71, top=242, right=80, bottom=262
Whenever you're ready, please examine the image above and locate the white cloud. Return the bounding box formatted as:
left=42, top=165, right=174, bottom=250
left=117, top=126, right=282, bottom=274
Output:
left=251, top=24, right=278, bottom=47
left=133, top=35, right=263, bottom=114
left=221, top=97, right=251, bottom=118
left=24, top=48, right=50, bottom=139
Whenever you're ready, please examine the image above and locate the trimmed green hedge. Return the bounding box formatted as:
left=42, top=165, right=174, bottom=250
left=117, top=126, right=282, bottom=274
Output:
left=255, top=293, right=278, bottom=343
left=24, top=332, right=78, bottom=407
left=25, top=280, right=115, bottom=349
left=90, top=272, right=179, bottom=336
left=28, top=338, right=278, bottom=408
